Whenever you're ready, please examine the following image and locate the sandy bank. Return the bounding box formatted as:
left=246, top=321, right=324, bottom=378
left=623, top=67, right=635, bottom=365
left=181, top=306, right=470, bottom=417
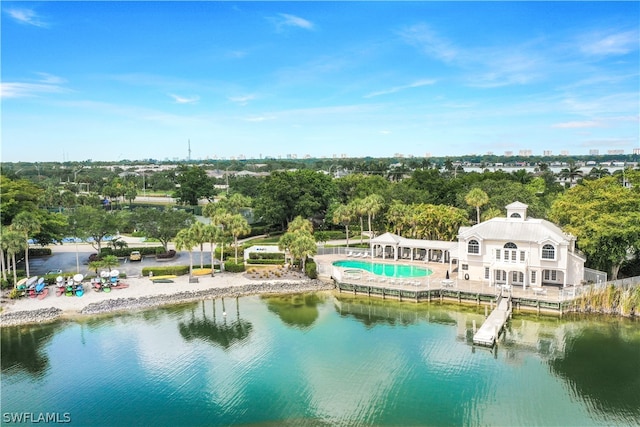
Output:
left=0, top=273, right=335, bottom=327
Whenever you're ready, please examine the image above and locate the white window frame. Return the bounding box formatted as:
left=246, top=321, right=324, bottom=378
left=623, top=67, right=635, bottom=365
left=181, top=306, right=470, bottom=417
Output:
left=467, top=239, right=480, bottom=255
left=541, top=244, right=556, bottom=260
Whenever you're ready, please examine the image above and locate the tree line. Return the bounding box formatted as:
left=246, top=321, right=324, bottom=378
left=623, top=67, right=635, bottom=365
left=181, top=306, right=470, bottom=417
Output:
left=1, top=162, right=639, bottom=284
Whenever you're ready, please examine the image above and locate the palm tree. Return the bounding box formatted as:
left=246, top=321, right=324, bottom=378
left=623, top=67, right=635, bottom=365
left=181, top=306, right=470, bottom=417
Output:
left=288, top=215, right=313, bottom=234
left=203, top=224, right=220, bottom=276
left=362, top=194, right=384, bottom=238
left=4, top=228, right=25, bottom=286
left=204, top=205, right=233, bottom=269
left=386, top=201, right=410, bottom=235
left=228, top=214, right=250, bottom=264
left=351, top=198, right=367, bottom=245
left=332, top=204, right=353, bottom=247
left=289, top=232, right=317, bottom=272
left=12, top=211, right=41, bottom=278
left=587, top=167, right=610, bottom=179
left=559, top=162, right=583, bottom=187
left=189, top=221, right=208, bottom=269
left=175, top=228, right=197, bottom=277
left=465, top=188, right=489, bottom=224
left=101, top=255, right=119, bottom=272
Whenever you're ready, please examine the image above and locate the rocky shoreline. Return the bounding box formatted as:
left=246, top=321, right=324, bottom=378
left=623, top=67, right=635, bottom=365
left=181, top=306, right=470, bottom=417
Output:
left=0, top=280, right=335, bottom=327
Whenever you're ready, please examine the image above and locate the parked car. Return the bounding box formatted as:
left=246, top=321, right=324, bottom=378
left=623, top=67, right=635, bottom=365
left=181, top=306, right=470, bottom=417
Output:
left=46, top=269, right=63, bottom=275
left=129, top=251, right=142, bottom=262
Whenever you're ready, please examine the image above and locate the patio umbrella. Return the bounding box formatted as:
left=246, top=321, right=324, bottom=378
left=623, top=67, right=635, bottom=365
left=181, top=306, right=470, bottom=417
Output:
left=446, top=270, right=450, bottom=280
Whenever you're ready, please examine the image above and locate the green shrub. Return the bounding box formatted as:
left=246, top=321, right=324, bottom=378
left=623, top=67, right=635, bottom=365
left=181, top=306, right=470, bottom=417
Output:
left=248, top=252, right=285, bottom=260
left=142, top=265, right=190, bottom=276
left=29, top=247, right=52, bottom=257
left=305, top=260, right=317, bottom=279
left=246, top=259, right=286, bottom=265
left=224, top=261, right=245, bottom=273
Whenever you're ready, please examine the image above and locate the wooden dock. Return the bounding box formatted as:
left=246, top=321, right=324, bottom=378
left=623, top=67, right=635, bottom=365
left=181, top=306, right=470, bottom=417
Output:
left=473, top=295, right=511, bottom=347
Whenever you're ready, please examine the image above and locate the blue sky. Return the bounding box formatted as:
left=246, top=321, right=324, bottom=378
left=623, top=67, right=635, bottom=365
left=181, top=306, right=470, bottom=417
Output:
left=2, top=1, right=638, bottom=162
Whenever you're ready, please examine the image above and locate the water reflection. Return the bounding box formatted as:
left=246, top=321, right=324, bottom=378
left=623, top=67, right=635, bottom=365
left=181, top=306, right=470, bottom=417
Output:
left=1, top=322, right=68, bottom=377
left=548, top=322, right=640, bottom=422
left=178, top=298, right=253, bottom=349
left=334, top=296, right=461, bottom=328
left=263, top=293, right=324, bottom=329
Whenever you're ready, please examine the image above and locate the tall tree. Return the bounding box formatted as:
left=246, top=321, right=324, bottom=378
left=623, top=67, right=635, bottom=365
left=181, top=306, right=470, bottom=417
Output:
left=69, top=206, right=123, bottom=254
left=228, top=214, right=251, bottom=263
left=203, top=224, right=221, bottom=276
left=3, top=228, right=25, bottom=286
left=132, top=208, right=194, bottom=252
left=550, top=175, right=640, bottom=279
left=331, top=204, right=354, bottom=247
left=254, top=170, right=336, bottom=229
left=189, top=221, right=208, bottom=269
left=464, top=188, right=489, bottom=224
left=361, top=194, right=384, bottom=238
left=174, top=165, right=216, bottom=206
left=12, top=211, right=41, bottom=278
left=174, top=228, right=198, bottom=277
left=278, top=217, right=317, bottom=271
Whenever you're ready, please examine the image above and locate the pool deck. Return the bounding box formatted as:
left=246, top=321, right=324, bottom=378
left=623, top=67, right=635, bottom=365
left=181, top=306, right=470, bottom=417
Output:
left=315, top=254, right=581, bottom=313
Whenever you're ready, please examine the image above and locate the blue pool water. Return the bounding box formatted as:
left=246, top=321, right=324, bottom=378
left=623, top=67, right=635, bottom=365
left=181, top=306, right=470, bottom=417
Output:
left=333, top=259, right=432, bottom=278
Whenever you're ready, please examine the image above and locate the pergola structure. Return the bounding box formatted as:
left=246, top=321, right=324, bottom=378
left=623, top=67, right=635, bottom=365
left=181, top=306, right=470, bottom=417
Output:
left=369, top=232, right=458, bottom=266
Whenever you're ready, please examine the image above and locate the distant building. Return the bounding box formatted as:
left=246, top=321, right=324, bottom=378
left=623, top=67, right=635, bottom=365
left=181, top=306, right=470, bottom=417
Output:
left=457, top=202, right=585, bottom=288
left=504, top=151, right=513, bottom=157
left=519, top=149, right=532, bottom=157
left=607, top=149, right=624, bottom=155
left=633, top=148, right=640, bottom=155
left=589, top=149, right=599, bottom=155
left=560, top=150, right=569, bottom=156
left=543, top=150, right=553, bottom=156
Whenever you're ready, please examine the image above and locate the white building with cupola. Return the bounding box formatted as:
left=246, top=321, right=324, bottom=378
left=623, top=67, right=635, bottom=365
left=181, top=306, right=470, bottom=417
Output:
left=456, top=202, right=585, bottom=288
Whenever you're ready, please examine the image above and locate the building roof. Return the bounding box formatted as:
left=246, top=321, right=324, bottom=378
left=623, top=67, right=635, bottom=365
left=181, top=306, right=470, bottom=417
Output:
left=371, top=232, right=458, bottom=251
left=458, top=217, right=573, bottom=244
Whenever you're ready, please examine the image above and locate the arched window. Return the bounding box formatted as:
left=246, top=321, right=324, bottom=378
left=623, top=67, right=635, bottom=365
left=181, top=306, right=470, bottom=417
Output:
left=510, top=213, right=521, bottom=218
left=542, top=244, right=555, bottom=260
left=468, top=239, right=479, bottom=254
left=504, top=242, right=517, bottom=261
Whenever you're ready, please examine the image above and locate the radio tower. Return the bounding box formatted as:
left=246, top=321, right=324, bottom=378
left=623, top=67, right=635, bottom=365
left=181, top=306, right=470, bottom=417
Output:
left=188, top=139, right=191, bottom=161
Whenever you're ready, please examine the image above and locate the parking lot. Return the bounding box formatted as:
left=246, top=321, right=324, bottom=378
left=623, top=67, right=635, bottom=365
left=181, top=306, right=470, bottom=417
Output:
left=28, top=243, right=204, bottom=279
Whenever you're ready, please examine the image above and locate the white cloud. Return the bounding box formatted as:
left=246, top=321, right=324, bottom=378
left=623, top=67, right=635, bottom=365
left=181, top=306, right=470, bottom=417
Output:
left=552, top=121, right=602, bottom=129
left=243, top=115, right=276, bottom=122
left=272, top=13, right=314, bottom=32
left=398, top=24, right=458, bottom=62
left=364, top=79, right=436, bottom=98
left=278, top=13, right=314, bottom=30
left=228, top=94, right=256, bottom=105
left=0, top=73, right=67, bottom=98
left=169, top=94, right=200, bottom=104
left=579, top=29, right=639, bottom=56
left=5, top=8, right=48, bottom=28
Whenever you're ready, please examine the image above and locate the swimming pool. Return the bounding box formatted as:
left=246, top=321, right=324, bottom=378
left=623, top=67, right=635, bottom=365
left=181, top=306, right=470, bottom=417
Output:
left=333, top=260, right=433, bottom=278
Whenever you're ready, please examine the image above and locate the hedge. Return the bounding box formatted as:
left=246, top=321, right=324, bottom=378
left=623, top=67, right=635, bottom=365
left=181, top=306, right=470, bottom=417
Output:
left=224, top=261, right=245, bottom=273
left=248, top=252, right=285, bottom=260
left=141, top=265, right=190, bottom=276
left=29, top=248, right=52, bottom=257
left=246, top=259, right=286, bottom=265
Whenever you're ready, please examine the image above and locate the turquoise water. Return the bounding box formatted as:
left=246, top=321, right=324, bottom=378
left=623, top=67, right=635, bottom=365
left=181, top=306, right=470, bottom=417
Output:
left=333, top=259, right=433, bottom=278
left=2, top=293, right=639, bottom=426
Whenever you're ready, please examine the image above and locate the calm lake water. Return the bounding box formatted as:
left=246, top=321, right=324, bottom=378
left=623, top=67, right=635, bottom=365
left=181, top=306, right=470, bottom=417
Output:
left=2, top=293, right=639, bottom=426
